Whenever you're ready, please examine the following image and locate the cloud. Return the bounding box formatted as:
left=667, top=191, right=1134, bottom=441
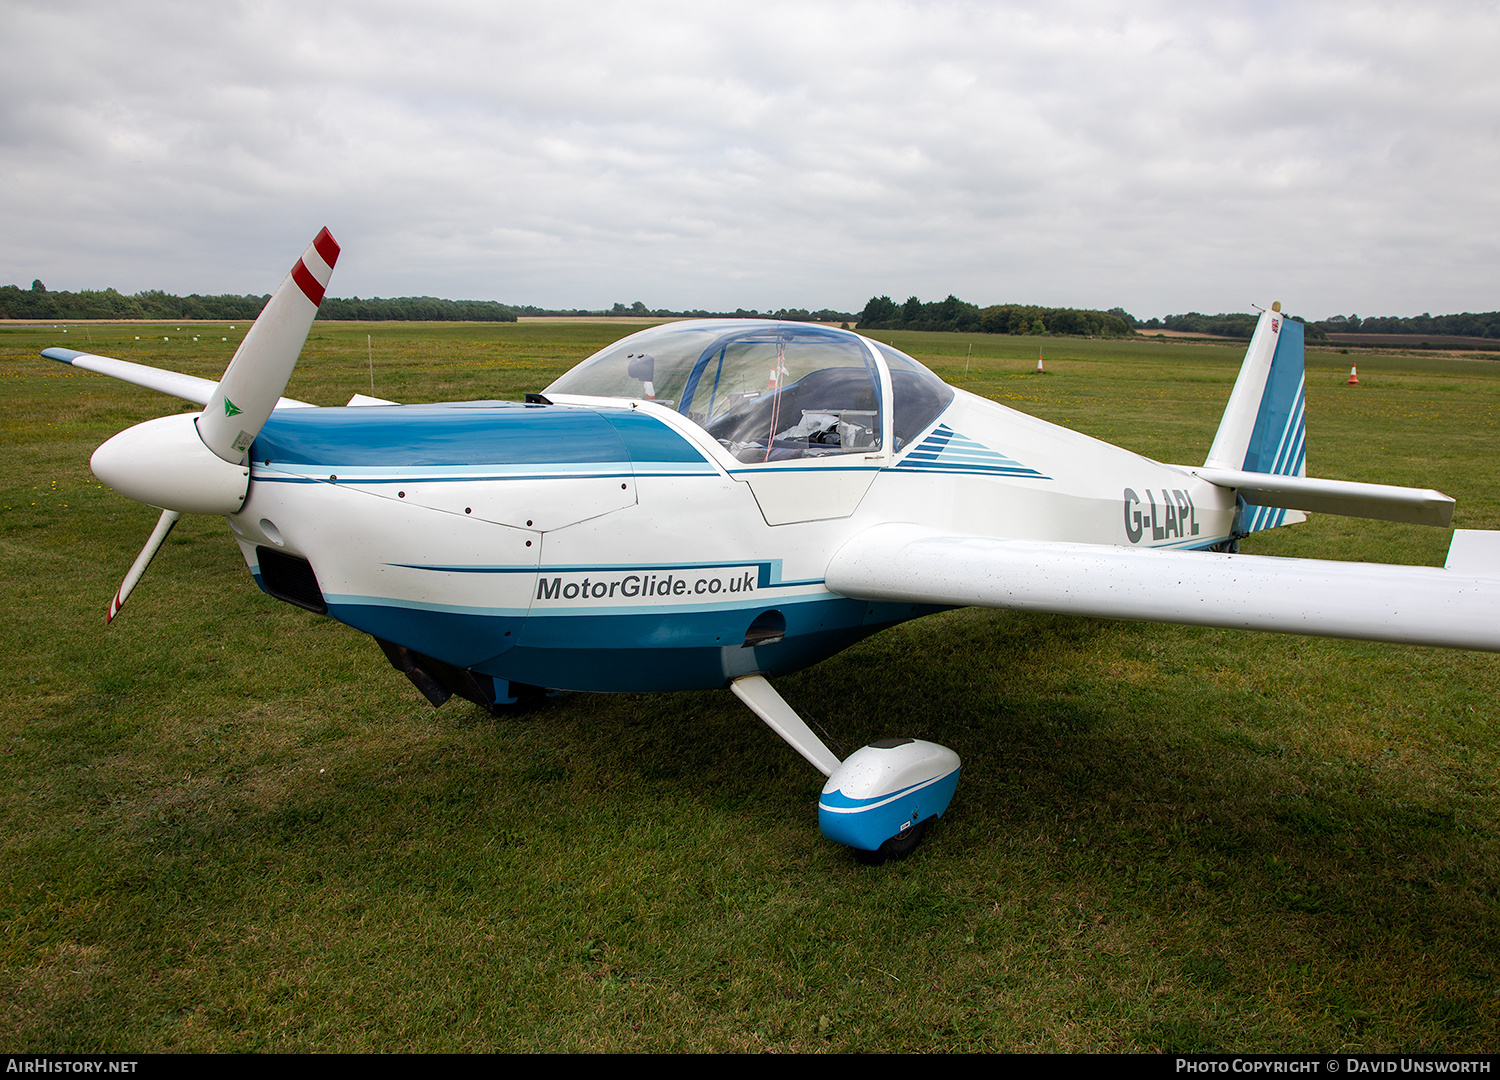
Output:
left=3, top=0, right=1497, bottom=318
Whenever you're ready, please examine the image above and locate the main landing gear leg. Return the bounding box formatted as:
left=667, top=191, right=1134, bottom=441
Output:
left=730, top=674, right=842, bottom=778
left=729, top=674, right=962, bottom=864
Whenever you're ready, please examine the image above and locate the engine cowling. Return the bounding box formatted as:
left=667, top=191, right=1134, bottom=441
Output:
left=90, top=413, right=250, bottom=515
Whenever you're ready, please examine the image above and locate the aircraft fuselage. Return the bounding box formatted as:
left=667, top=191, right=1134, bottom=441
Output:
left=229, top=384, right=1236, bottom=693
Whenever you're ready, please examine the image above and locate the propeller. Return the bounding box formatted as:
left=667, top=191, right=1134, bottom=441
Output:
left=90, top=228, right=339, bottom=622
left=199, top=227, right=340, bottom=462
left=106, top=509, right=181, bottom=624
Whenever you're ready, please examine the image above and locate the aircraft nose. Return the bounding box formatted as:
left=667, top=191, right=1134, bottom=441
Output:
left=91, top=413, right=249, bottom=515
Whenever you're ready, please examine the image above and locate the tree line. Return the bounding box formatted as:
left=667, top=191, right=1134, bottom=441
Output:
left=1147, top=310, right=1500, bottom=342
left=0, top=280, right=518, bottom=322
left=11, top=275, right=1494, bottom=340
left=318, top=296, right=517, bottom=321
left=1142, top=311, right=1322, bottom=340
left=858, top=295, right=1135, bottom=337
left=512, top=301, right=856, bottom=321
left=1314, top=312, right=1500, bottom=339
left=858, top=295, right=1500, bottom=343
left=0, top=281, right=861, bottom=324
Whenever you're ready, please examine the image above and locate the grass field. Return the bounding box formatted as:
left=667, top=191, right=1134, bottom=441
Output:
left=3, top=320, right=1498, bottom=1052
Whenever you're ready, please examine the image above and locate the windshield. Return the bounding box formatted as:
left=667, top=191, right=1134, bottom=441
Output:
left=545, top=320, right=955, bottom=461
left=547, top=321, right=882, bottom=462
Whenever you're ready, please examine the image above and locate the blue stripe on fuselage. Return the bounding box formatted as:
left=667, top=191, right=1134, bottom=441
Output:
left=507, top=597, right=938, bottom=691
left=251, top=401, right=708, bottom=469
left=388, top=559, right=825, bottom=589
left=597, top=409, right=709, bottom=463
left=310, top=585, right=942, bottom=692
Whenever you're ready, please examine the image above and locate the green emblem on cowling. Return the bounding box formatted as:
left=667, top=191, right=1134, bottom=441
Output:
left=224, top=398, right=242, bottom=417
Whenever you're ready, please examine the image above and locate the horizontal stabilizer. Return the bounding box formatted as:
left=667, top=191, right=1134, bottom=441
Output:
left=1192, top=467, right=1455, bottom=527
left=347, top=393, right=399, bottom=406
left=827, top=524, right=1500, bottom=653
left=43, top=348, right=314, bottom=410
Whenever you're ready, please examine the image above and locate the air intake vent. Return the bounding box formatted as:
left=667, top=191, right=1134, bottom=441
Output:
left=743, top=609, right=786, bottom=647
left=256, top=547, right=328, bottom=614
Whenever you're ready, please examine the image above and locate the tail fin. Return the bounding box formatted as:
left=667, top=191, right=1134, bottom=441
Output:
left=1204, top=304, right=1307, bottom=532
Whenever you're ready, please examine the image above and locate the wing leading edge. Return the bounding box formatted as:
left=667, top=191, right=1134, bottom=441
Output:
left=826, top=524, right=1500, bottom=653
left=44, top=349, right=315, bottom=410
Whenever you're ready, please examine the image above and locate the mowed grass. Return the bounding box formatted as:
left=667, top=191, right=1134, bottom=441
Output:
left=2, top=320, right=1499, bottom=1052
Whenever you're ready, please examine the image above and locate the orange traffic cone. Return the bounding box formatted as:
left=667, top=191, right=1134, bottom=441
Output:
left=1035, top=349, right=1045, bottom=374
left=1347, top=364, right=1359, bottom=385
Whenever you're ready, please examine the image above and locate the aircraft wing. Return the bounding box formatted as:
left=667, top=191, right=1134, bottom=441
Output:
left=826, top=523, right=1500, bottom=653
left=44, top=348, right=315, bottom=409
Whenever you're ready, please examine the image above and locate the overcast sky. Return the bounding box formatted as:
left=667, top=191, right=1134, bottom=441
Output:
left=3, top=0, right=1497, bottom=320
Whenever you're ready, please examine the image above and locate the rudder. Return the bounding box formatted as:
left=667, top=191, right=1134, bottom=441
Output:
left=1204, top=306, right=1307, bottom=533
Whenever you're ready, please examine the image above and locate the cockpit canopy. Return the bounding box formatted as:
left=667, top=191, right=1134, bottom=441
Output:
left=544, top=320, right=953, bottom=463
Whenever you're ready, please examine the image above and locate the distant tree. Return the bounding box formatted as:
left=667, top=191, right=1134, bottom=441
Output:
left=1048, top=309, right=1083, bottom=335
left=926, top=295, right=981, bottom=332
left=858, top=296, right=899, bottom=328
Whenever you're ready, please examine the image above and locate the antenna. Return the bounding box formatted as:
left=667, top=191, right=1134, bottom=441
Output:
left=367, top=334, right=375, bottom=395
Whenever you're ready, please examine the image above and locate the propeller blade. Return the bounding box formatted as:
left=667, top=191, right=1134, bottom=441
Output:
left=198, top=227, right=340, bottom=463
left=106, top=509, right=183, bottom=624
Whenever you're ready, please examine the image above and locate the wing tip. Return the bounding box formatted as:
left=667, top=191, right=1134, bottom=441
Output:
left=43, top=347, right=85, bottom=363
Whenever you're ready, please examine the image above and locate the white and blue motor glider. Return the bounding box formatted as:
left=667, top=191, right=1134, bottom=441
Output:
left=46, top=230, right=1500, bottom=862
